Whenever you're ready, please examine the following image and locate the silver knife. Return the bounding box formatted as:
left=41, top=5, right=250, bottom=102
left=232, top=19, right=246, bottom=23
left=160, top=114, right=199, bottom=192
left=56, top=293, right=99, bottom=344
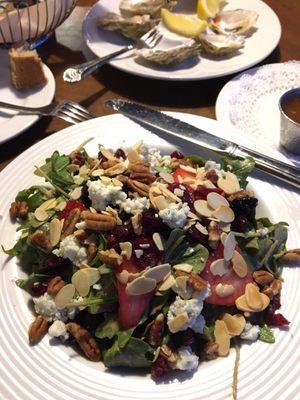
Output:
left=105, top=99, right=300, bottom=190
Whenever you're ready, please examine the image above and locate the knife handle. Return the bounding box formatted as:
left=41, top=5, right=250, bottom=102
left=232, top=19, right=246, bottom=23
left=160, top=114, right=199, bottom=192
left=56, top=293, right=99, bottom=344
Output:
left=233, top=145, right=300, bottom=190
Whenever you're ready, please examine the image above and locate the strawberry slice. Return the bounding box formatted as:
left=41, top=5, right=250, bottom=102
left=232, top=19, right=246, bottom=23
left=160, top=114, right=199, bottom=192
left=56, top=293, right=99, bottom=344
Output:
left=59, top=200, right=86, bottom=220
left=116, top=259, right=154, bottom=330
left=200, top=244, right=253, bottom=306
left=173, top=167, right=194, bottom=183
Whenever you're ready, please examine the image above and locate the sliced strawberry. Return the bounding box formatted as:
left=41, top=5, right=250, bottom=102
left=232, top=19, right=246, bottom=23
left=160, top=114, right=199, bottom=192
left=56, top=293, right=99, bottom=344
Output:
left=59, top=200, right=86, bottom=220
left=200, top=244, right=253, bottom=306
left=117, top=259, right=154, bottom=330
left=173, top=168, right=195, bottom=183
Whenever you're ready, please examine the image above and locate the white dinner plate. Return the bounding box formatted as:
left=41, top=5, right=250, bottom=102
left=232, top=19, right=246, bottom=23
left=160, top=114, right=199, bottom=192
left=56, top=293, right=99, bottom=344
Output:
left=215, top=62, right=300, bottom=166
left=0, top=113, right=299, bottom=400
left=0, top=49, right=55, bottom=145
left=82, top=0, right=281, bottom=81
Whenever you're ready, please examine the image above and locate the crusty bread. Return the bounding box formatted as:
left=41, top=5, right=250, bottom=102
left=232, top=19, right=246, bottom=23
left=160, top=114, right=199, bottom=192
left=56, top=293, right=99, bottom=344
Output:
left=9, top=46, right=47, bottom=89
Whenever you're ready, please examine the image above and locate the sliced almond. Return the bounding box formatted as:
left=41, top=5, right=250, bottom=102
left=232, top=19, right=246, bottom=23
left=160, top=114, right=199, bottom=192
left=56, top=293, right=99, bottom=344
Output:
left=213, top=205, right=235, bottom=223
left=154, top=195, right=169, bottom=211
left=91, top=169, right=104, bottom=177
left=152, top=232, right=164, bottom=251
left=112, top=178, right=123, bottom=186
left=232, top=250, right=248, bottom=278
left=117, top=270, right=129, bottom=285
left=179, top=165, right=197, bottom=174
left=203, top=179, right=216, bottom=189
left=159, top=171, right=174, bottom=184
left=157, top=274, right=176, bottom=292
left=120, top=242, right=132, bottom=260
left=173, top=263, right=193, bottom=273
left=39, top=198, right=57, bottom=211
left=55, top=201, right=67, bottom=212
left=54, top=284, right=75, bottom=309
left=70, top=187, right=82, bottom=200
left=214, top=320, right=230, bottom=356
left=215, top=283, right=234, bottom=298
left=34, top=208, right=48, bottom=222
left=221, top=313, right=246, bottom=336
left=127, top=148, right=141, bottom=164
left=223, top=232, right=236, bottom=261
left=143, top=263, right=171, bottom=283
left=49, top=218, right=62, bottom=247
left=207, top=192, right=229, bottom=210
left=260, top=292, right=271, bottom=310
left=245, top=283, right=263, bottom=311
left=194, top=200, right=213, bottom=218
left=210, top=259, right=228, bottom=277
left=100, top=147, right=116, bottom=161
left=167, top=312, right=189, bottom=333
left=71, top=270, right=90, bottom=297
left=195, top=222, right=208, bottom=235
left=235, top=294, right=253, bottom=312
left=83, top=268, right=101, bottom=286
left=220, top=232, right=227, bottom=245
left=159, top=185, right=181, bottom=203
left=126, top=276, right=156, bottom=295
left=217, top=172, right=240, bottom=195
left=173, top=275, right=189, bottom=292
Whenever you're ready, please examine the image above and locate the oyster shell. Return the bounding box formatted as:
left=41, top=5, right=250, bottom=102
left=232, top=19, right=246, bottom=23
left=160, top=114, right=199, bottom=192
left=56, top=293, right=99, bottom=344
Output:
left=119, top=0, right=177, bottom=18
left=210, top=9, right=258, bottom=36
left=135, top=41, right=201, bottom=65
left=98, top=13, right=157, bottom=40
left=199, top=33, right=245, bottom=55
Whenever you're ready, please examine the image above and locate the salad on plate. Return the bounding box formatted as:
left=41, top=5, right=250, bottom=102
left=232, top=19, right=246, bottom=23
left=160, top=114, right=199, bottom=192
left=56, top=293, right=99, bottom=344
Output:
left=3, top=140, right=297, bottom=395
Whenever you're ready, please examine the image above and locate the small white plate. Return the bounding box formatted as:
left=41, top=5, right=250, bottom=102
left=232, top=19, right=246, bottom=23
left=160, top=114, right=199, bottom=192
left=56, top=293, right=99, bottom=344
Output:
left=83, top=0, right=281, bottom=81
left=216, top=62, right=300, bottom=166
left=0, top=49, right=55, bottom=145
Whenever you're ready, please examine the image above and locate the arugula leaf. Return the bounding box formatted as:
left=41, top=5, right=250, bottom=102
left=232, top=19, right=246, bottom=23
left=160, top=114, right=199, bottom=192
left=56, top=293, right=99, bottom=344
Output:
left=16, top=272, right=50, bottom=289
left=259, top=325, right=275, bottom=343
left=184, top=154, right=205, bottom=167
left=203, top=324, right=215, bottom=341
left=220, top=156, right=255, bottom=188
left=16, top=186, right=45, bottom=212
left=156, top=166, right=173, bottom=174
left=177, top=244, right=209, bottom=274
left=164, top=229, right=189, bottom=264
left=96, top=316, right=120, bottom=340
left=103, top=337, right=153, bottom=368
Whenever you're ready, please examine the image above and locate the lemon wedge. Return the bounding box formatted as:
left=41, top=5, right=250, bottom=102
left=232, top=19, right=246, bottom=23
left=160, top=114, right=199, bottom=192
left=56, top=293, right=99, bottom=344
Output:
left=161, top=9, right=208, bottom=38
left=197, top=0, right=222, bottom=19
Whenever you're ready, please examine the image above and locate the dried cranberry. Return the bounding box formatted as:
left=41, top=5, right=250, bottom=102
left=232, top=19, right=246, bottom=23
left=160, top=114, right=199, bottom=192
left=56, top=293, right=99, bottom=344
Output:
left=59, top=200, right=87, bottom=220
left=231, top=215, right=250, bottom=233
left=39, top=254, right=71, bottom=273
left=230, top=197, right=258, bottom=217
left=181, top=186, right=195, bottom=210
left=28, top=281, right=48, bottom=297
left=170, top=150, right=184, bottom=159
left=81, top=184, right=92, bottom=208
left=114, top=148, right=126, bottom=159
left=106, top=234, right=118, bottom=249
left=188, top=225, right=208, bottom=246
left=151, top=355, right=171, bottom=379
left=132, top=237, right=162, bottom=268
left=265, top=312, right=290, bottom=327
left=142, top=210, right=170, bottom=238
left=194, top=186, right=223, bottom=200
left=171, top=328, right=195, bottom=348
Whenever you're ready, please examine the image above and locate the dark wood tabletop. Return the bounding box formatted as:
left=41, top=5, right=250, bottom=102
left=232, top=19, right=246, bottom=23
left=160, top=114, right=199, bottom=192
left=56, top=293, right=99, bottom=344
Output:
left=1, top=0, right=300, bottom=172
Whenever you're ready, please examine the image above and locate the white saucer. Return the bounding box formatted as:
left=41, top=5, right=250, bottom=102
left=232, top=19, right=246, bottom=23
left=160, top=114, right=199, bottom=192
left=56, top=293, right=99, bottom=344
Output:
left=216, top=62, right=300, bottom=166
left=0, top=49, right=55, bottom=145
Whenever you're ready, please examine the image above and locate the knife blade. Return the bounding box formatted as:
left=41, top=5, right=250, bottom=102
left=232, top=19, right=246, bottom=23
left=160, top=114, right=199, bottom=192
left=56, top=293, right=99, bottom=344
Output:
left=105, top=99, right=300, bottom=190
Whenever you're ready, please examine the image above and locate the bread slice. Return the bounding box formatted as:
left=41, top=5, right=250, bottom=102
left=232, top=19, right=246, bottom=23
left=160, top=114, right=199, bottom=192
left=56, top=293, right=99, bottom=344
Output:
left=9, top=45, right=47, bottom=89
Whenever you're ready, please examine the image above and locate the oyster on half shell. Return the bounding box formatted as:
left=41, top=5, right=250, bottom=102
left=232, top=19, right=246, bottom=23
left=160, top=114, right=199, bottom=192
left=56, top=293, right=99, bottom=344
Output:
left=135, top=41, right=201, bottom=65
left=210, top=9, right=258, bottom=36
left=198, top=33, right=245, bottom=55
left=98, top=13, right=157, bottom=40
left=119, top=0, right=177, bottom=18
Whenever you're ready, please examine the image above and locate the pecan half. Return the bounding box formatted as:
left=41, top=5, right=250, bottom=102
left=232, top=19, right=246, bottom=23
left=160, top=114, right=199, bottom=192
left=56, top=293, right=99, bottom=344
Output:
left=203, top=340, right=219, bottom=360
left=47, top=276, right=66, bottom=296
left=69, top=150, right=85, bottom=166
left=30, top=230, right=52, bottom=252
left=99, top=248, right=122, bottom=266
left=29, top=316, right=49, bottom=345
left=9, top=200, right=28, bottom=220
left=175, top=270, right=208, bottom=292
left=128, top=162, right=155, bottom=184
left=61, top=208, right=81, bottom=238
left=82, top=211, right=116, bottom=231
left=208, top=221, right=220, bottom=250
left=101, top=160, right=118, bottom=170
left=262, top=279, right=282, bottom=299
left=279, top=249, right=300, bottom=267
left=118, top=175, right=149, bottom=197
left=227, top=189, right=254, bottom=202
left=148, top=313, right=164, bottom=347
left=87, top=243, right=98, bottom=259
left=66, top=322, right=101, bottom=361
left=253, top=270, right=274, bottom=286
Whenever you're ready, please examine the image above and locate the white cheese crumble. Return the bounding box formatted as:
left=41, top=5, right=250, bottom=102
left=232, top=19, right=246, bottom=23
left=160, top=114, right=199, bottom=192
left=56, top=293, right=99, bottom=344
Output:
left=119, top=197, right=150, bottom=214
left=87, top=180, right=127, bottom=211
left=147, top=148, right=171, bottom=173
left=240, top=322, right=260, bottom=341
left=159, top=202, right=190, bottom=229
left=48, top=320, right=69, bottom=341
left=53, top=235, right=88, bottom=266
left=205, top=160, right=221, bottom=171
left=171, top=346, right=199, bottom=371
left=33, top=293, right=68, bottom=322
left=92, top=283, right=102, bottom=291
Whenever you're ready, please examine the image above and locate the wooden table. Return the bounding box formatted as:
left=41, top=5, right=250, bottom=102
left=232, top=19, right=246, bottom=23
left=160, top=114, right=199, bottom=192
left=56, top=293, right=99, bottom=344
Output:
left=1, top=0, right=300, bottom=172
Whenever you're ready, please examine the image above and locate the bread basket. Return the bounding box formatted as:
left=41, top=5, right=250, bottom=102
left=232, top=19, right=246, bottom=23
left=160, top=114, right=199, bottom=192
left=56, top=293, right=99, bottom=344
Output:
left=0, top=0, right=77, bottom=45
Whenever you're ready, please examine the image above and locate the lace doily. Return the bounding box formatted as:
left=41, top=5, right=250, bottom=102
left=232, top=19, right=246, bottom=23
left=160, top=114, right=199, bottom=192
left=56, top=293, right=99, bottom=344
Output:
left=228, top=61, right=300, bottom=153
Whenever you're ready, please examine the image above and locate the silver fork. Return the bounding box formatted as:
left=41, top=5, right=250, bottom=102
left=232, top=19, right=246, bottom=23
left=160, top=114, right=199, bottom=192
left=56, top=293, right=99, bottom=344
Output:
left=63, top=27, right=162, bottom=83
left=0, top=100, right=96, bottom=125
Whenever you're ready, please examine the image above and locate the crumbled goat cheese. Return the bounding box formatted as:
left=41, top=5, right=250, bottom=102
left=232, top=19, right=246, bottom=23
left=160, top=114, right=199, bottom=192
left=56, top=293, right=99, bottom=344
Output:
left=205, top=160, right=221, bottom=171
left=33, top=293, right=68, bottom=322
left=159, top=202, right=190, bottom=229
left=172, top=280, right=194, bottom=300
left=119, top=197, right=150, bottom=214
left=48, top=320, right=69, bottom=341
left=240, top=322, right=260, bottom=341
left=148, top=148, right=171, bottom=173
left=92, top=283, right=102, bottom=291
left=167, top=294, right=207, bottom=333
left=87, top=180, right=127, bottom=211
left=75, top=221, right=87, bottom=230
left=171, top=346, right=199, bottom=371
left=53, top=235, right=88, bottom=266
